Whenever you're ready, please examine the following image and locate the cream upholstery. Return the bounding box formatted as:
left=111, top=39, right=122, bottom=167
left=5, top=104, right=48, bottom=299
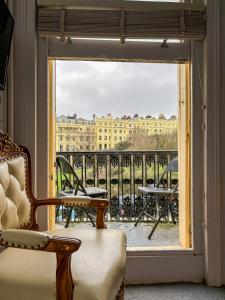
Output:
left=0, top=229, right=51, bottom=249
left=62, top=195, right=92, bottom=206
left=0, top=157, right=31, bottom=230
left=0, top=228, right=127, bottom=300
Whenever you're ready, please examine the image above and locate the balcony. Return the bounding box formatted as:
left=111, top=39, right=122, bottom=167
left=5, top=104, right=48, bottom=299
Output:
left=56, top=150, right=179, bottom=247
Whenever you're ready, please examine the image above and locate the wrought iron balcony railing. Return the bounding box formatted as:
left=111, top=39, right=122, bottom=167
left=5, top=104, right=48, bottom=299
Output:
left=56, top=150, right=178, bottom=223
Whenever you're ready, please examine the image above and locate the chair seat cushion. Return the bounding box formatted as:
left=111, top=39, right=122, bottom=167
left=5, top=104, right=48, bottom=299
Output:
left=0, top=228, right=126, bottom=300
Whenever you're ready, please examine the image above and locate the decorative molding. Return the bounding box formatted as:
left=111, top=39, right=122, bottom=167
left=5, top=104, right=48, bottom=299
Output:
left=0, top=130, right=22, bottom=157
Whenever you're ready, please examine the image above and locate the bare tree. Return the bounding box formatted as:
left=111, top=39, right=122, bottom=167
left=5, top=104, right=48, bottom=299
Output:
left=116, top=128, right=178, bottom=151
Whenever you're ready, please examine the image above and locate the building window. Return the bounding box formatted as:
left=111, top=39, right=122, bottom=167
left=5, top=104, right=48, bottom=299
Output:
left=99, top=136, right=102, bottom=140
left=104, top=144, right=107, bottom=149
left=99, top=144, right=102, bottom=150
left=104, top=129, right=107, bottom=133
left=99, top=129, right=102, bottom=133
left=104, top=136, right=107, bottom=140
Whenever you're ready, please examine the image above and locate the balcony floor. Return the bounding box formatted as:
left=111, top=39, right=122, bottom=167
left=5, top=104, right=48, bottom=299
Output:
left=57, top=222, right=179, bottom=247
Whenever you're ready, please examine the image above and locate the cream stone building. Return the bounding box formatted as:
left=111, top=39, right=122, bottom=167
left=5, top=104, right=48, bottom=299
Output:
left=56, top=113, right=178, bottom=151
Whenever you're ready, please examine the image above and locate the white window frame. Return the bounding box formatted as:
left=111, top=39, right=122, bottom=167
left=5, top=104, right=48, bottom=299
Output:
left=46, top=34, right=205, bottom=287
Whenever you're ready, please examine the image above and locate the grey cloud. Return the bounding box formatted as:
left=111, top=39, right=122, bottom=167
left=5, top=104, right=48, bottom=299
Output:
left=56, top=61, right=177, bottom=119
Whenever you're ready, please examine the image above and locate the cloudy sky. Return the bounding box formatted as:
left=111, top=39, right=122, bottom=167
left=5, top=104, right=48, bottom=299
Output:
left=56, top=60, right=178, bottom=120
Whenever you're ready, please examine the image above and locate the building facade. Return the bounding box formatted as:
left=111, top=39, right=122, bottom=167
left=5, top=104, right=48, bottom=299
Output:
left=56, top=113, right=178, bottom=151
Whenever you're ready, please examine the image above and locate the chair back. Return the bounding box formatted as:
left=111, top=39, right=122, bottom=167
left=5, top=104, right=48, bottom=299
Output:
left=56, top=155, right=87, bottom=195
left=157, top=157, right=178, bottom=188
left=166, top=157, right=178, bottom=172
left=0, top=131, right=33, bottom=230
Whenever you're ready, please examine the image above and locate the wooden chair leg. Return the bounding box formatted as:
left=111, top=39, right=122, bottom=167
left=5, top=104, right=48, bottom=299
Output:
left=116, top=278, right=125, bottom=300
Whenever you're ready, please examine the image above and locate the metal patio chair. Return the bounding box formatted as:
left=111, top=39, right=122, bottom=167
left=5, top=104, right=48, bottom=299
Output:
left=135, top=157, right=178, bottom=239
left=56, top=155, right=108, bottom=228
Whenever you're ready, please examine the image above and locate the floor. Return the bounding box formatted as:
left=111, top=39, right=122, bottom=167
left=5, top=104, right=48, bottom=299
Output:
left=62, top=221, right=179, bottom=247
left=107, top=222, right=179, bottom=247
left=125, top=284, right=225, bottom=300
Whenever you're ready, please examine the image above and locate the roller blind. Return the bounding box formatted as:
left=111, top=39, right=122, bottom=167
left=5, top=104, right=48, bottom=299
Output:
left=37, top=2, right=206, bottom=42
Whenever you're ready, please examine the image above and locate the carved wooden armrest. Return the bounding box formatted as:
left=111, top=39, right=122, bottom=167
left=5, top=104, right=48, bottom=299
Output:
left=35, top=196, right=109, bottom=229
left=0, top=229, right=81, bottom=300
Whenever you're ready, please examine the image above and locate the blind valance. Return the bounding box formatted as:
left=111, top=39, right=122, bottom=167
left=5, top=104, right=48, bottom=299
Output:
left=37, top=2, right=206, bottom=42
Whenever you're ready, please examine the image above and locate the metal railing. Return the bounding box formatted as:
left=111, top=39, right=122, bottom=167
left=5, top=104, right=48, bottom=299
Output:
left=56, top=150, right=178, bottom=222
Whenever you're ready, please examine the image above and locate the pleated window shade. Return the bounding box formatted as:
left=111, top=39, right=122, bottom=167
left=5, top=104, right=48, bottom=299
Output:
left=37, top=6, right=206, bottom=41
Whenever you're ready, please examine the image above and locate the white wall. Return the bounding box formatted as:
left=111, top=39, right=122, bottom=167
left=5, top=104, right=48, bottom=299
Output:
left=219, top=0, right=225, bottom=285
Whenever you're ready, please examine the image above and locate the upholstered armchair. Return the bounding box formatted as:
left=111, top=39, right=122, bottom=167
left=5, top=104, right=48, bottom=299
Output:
left=0, top=131, right=126, bottom=300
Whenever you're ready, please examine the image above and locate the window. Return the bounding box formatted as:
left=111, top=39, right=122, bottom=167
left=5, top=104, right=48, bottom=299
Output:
left=50, top=0, right=204, bottom=278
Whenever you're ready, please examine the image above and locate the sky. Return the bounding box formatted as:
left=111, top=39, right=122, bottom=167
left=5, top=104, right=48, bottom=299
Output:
left=56, top=61, right=178, bottom=120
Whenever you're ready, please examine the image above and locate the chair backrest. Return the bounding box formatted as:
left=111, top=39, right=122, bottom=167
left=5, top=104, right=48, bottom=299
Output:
left=56, top=155, right=87, bottom=195
left=166, top=157, right=178, bottom=173
left=0, top=131, right=32, bottom=230
left=157, top=157, right=178, bottom=188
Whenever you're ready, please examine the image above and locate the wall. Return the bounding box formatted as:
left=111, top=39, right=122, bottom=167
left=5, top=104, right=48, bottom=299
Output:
left=203, top=0, right=225, bottom=286
left=219, top=0, right=225, bottom=285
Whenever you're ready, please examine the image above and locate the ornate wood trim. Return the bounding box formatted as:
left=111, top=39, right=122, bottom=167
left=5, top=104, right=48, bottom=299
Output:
left=0, top=130, right=23, bottom=156
left=34, top=197, right=109, bottom=229
left=116, top=277, right=125, bottom=300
